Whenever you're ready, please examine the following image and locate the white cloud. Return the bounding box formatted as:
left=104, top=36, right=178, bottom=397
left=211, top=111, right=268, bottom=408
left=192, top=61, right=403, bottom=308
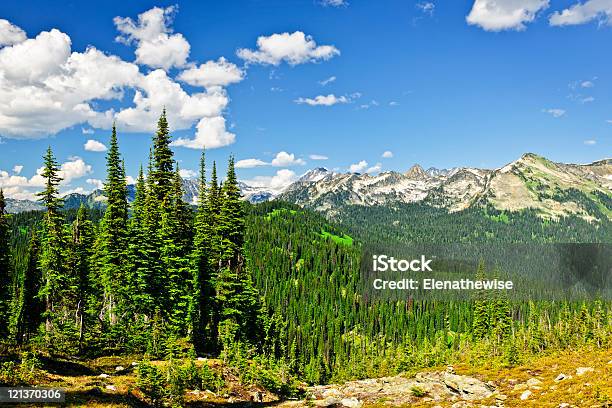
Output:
left=179, top=168, right=197, bottom=178
left=61, top=187, right=89, bottom=196
left=319, top=76, right=336, bottom=86
left=1, top=156, right=92, bottom=200
left=466, top=0, right=549, bottom=31
left=0, top=19, right=27, bottom=46
left=309, top=154, right=329, bottom=160
left=59, top=156, right=93, bottom=183
left=581, top=96, right=595, bottom=103
left=114, top=6, right=190, bottom=70
left=382, top=150, right=394, bottom=158
left=12, top=165, right=23, bottom=175
left=550, top=0, right=612, bottom=26
left=349, top=160, right=368, bottom=173
left=542, top=108, right=566, bottom=118
left=295, top=94, right=354, bottom=106
left=581, top=80, right=595, bottom=88
left=236, top=158, right=269, bottom=168
left=584, top=139, right=597, bottom=145
left=359, top=100, right=380, bottom=109
left=178, top=57, right=245, bottom=88
left=389, top=101, right=399, bottom=106
left=84, top=139, right=107, bottom=152
left=237, top=31, right=339, bottom=66
left=172, top=116, right=235, bottom=149
left=366, top=163, right=382, bottom=174
left=320, top=0, right=348, bottom=6
left=416, top=2, right=436, bottom=16
left=82, top=127, right=94, bottom=135
left=86, top=178, right=104, bottom=190
left=271, top=151, right=306, bottom=167
left=125, top=175, right=136, bottom=185
left=245, top=169, right=297, bottom=192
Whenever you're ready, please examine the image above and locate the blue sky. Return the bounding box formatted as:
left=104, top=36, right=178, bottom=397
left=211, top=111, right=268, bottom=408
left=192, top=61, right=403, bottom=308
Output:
left=0, top=0, right=609, bottom=199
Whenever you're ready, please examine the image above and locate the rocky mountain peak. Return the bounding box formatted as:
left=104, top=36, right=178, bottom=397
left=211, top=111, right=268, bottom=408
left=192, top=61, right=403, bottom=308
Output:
left=405, top=164, right=428, bottom=180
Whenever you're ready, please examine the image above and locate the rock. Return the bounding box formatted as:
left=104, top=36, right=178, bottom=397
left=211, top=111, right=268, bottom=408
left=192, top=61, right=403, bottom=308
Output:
left=558, top=404, right=570, bottom=408
left=197, top=357, right=207, bottom=362
left=526, top=378, right=542, bottom=387
left=513, top=383, right=528, bottom=391
left=105, top=385, right=117, bottom=391
left=314, top=397, right=341, bottom=407
left=496, top=393, right=508, bottom=401
left=575, top=367, right=594, bottom=376
left=340, top=397, right=362, bottom=408
left=446, top=365, right=456, bottom=374
left=115, top=366, right=125, bottom=372
left=98, top=373, right=110, bottom=378
left=520, top=390, right=532, bottom=400
left=251, top=391, right=263, bottom=402
left=608, top=360, right=612, bottom=365
left=555, top=373, right=568, bottom=382
left=322, top=388, right=343, bottom=399
left=131, top=362, right=138, bottom=366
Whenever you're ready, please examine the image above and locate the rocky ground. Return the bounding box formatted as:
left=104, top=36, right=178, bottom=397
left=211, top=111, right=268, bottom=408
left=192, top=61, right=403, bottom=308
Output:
left=5, top=348, right=611, bottom=407
left=282, top=348, right=612, bottom=408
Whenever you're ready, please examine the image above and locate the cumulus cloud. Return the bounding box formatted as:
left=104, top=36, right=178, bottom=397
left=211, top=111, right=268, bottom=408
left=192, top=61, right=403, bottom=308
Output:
left=366, top=163, right=382, bottom=174
left=86, top=178, right=104, bottom=190
left=84, top=139, right=107, bottom=152
left=542, top=108, right=566, bottom=118
left=295, top=93, right=357, bottom=106
left=237, top=31, right=339, bottom=66
left=319, top=76, right=336, bottom=86
left=0, top=19, right=27, bottom=46
left=349, top=160, right=368, bottom=173
left=114, top=6, right=190, bottom=70
left=382, top=151, right=393, bottom=158
left=178, top=57, right=245, bottom=88
left=309, top=154, right=329, bottom=160
left=179, top=168, right=197, bottom=178
left=172, top=116, right=235, bottom=149
left=1, top=156, right=92, bottom=200
left=550, top=0, right=612, bottom=26
left=12, top=165, right=23, bottom=175
left=466, top=0, right=549, bottom=31
left=271, top=151, right=306, bottom=166
left=236, top=158, right=268, bottom=168
left=244, top=169, right=297, bottom=192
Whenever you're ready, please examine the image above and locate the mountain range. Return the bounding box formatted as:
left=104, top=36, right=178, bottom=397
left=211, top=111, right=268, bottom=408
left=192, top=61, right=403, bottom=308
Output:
left=5, top=153, right=611, bottom=221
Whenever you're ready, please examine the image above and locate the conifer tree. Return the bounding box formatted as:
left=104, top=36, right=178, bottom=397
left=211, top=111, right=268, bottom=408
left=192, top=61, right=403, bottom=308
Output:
left=36, top=146, right=68, bottom=338
left=68, top=205, right=94, bottom=349
left=151, top=109, right=175, bottom=203
left=190, top=151, right=216, bottom=352
left=94, top=126, right=128, bottom=325
left=216, top=157, right=262, bottom=348
left=0, top=189, right=11, bottom=337
left=126, top=166, right=154, bottom=316
left=472, top=259, right=490, bottom=339
left=15, top=230, right=44, bottom=344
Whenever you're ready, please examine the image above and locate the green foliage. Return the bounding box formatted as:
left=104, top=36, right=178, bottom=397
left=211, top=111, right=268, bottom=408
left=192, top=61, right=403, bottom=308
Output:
left=410, top=385, right=427, bottom=397
left=0, top=351, right=42, bottom=385
left=136, top=360, right=165, bottom=407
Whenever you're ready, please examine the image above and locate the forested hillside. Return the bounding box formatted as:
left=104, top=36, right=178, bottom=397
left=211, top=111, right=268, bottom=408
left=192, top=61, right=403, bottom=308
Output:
left=0, top=112, right=611, bottom=406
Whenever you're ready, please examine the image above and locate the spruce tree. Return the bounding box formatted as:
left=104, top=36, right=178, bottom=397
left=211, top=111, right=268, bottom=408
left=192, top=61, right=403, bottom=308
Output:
left=15, top=230, right=44, bottom=344
left=94, top=126, right=128, bottom=326
left=151, top=109, right=175, bottom=203
left=0, top=189, right=11, bottom=338
left=472, top=259, right=490, bottom=339
left=68, top=205, right=94, bottom=349
left=215, top=157, right=262, bottom=348
left=190, top=151, right=216, bottom=352
left=36, top=146, right=68, bottom=340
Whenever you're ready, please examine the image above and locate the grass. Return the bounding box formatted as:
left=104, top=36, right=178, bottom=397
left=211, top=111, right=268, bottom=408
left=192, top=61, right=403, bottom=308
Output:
left=265, top=208, right=297, bottom=221
left=320, top=230, right=353, bottom=246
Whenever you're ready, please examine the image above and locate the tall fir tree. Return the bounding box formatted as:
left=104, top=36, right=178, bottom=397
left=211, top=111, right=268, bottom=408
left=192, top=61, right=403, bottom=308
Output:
left=14, top=230, right=44, bottom=344
left=215, top=157, right=263, bottom=348
left=94, top=126, right=129, bottom=326
left=472, top=259, right=490, bottom=339
left=36, top=146, right=68, bottom=341
left=151, top=109, right=175, bottom=203
left=67, top=205, right=94, bottom=349
left=190, top=151, right=217, bottom=352
left=0, top=189, right=11, bottom=338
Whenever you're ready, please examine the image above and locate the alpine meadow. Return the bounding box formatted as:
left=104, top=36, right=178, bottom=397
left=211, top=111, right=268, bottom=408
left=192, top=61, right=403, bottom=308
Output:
left=1, top=1, right=612, bottom=407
